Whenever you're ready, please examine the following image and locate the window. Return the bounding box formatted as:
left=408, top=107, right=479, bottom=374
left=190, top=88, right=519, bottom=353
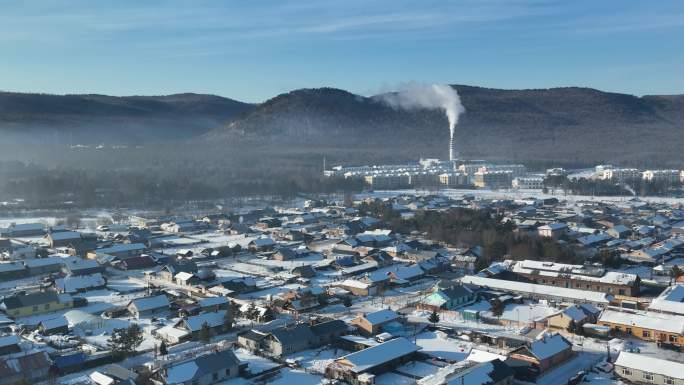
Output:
left=643, top=373, right=654, bottom=381
left=619, top=289, right=625, bottom=295
left=44, top=304, right=50, bottom=310
left=665, top=377, right=674, bottom=385
left=213, top=373, right=219, bottom=381
left=622, top=369, right=632, bottom=376
left=642, top=330, right=650, bottom=338
left=669, top=335, right=677, bottom=343
left=225, top=368, right=231, bottom=376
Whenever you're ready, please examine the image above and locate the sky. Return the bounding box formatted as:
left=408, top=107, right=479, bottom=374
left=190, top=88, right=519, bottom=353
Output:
left=1, top=0, right=683, bottom=102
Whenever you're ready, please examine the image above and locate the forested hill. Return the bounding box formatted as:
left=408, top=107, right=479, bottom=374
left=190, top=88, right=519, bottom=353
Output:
left=206, top=85, right=684, bottom=167
left=1, top=86, right=683, bottom=167
left=0, top=92, right=254, bottom=143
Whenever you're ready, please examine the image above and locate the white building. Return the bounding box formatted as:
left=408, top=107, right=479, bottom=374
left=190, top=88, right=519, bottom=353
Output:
left=643, top=169, right=680, bottom=183
left=614, top=351, right=684, bottom=385
left=513, top=176, right=544, bottom=189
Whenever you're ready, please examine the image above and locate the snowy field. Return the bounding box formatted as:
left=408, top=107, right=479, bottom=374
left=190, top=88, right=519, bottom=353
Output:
left=360, top=188, right=684, bottom=204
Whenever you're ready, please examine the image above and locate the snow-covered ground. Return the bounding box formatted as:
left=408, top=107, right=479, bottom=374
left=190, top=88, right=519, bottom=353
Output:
left=286, top=347, right=349, bottom=374
left=415, top=330, right=472, bottom=361
left=235, top=348, right=280, bottom=375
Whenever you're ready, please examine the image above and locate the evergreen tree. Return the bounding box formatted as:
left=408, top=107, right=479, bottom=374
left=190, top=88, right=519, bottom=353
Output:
left=490, top=299, right=504, bottom=318
left=199, top=322, right=212, bottom=343
left=159, top=340, right=168, bottom=356
left=428, top=310, right=440, bottom=325
left=107, top=324, right=144, bottom=358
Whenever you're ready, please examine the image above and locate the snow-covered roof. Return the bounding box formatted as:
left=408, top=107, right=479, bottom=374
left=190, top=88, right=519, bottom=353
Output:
left=94, top=243, right=145, bottom=255
left=529, top=334, right=571, bottom=360
left=363, top=309, right=400, bottom=325
left=338, top=337, right=421, bottom=373
left=55, top=273, right=105, bottom=293
left=182, top=311, right=225, bottom=332
left=198, top=296, right=229, bottom=308
left=599, top=309, right=684, bottom=334
left=648, top=284, right=684, bottom=316
left=460, top=275, right=612, bottom=304
left=174, top=271, right=195, bottom=281
left=615, top=351, right=684, bottom=379
left=130, top=294, right=169, bottom=312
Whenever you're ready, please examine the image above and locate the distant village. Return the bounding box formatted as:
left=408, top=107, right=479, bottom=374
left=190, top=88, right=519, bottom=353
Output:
left=325, top=158, right=684, bottom=193
left=0, top=191, right=683, bottom=385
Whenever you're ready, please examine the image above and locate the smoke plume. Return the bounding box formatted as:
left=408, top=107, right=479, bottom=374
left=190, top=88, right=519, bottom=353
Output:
left=379, top=82, right=465, bottom=137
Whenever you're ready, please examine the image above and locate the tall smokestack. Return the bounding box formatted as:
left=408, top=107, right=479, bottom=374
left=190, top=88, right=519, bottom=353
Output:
left=449, top=135, right=455, bottom=161
left=378, top=83, right=464, bottom=162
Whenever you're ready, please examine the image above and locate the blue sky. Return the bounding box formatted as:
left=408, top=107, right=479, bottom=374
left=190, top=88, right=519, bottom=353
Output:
left=1, top=0, right=683, bottom=102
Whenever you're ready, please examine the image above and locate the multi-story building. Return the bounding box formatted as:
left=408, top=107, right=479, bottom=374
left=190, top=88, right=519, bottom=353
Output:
left=438, top=172, right=468, bottom=187
left=513, top=176, right=544, bottom=189
left=642, top=169, right=681, bottom=183
left=473, top=170, right=513, bottom=188
left=478, top=164, right=526, bottom=178
left=510, top=260, right=640, bottom=296
left=600, top=168, right=640, bottom=181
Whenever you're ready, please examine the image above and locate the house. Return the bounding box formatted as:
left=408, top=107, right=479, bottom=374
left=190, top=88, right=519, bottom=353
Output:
left=537, top=223, right=568, bottom=239
left=86, top=243, right=146, bottom=260
left=198, top=296, right=230, bottom=312
left=156, top=349, right=241, bottom=385
left=607, top=225, right=632, bottom=239
left=38, top=316, right=69, bottom=335
left=508, top=260, right=640, bottom=296
left=336, top=279, right=375, bottom=296
left=262, top=323, right=316, bottom=356
left=0, top=222, right=45, bottom=237
left=597, top=309, right=684, bottom=348
left=0, top=351, right=52, bottom=385
left=547, top=304, right=600, bottom=330
left=46, top=231, right=97, bottom=252
left=0, top=335, right=21, bottom=356
left=89, top=364, right=139, bottom=385
left=54, top=273, right=107, bottom=293
left=237, top=330, right=269, bottom=352
left=175, top=271, right=199, bottom=286
left=0, top=262, right=27, bottom=281
left=326, top=337, right=421, bottom=385
left=159, top=260, right=198, bottom=282
left=0, top=291, right=73, bottom=317
left=177, top=311, right=231, bottom=339
left=24, top=257, right=64, bottom=276
left=387, top=264, right=425, bottom=284
left=310, top=319, right=348, bottom=345
left=649, top=284, right=684, bottom=316
left=351, top=309, right=401, bottom=336
left=117, top=255, right=157, bottom=270
left=248, top=237, right=276, bottom=252
left=291, top=265, right=316, bottom=278
left=509, top=333, right=573, bottom=373
left=63, top=257, right=104, bottom=276
left=614, top=351, right=684, bottom=385
left=127, top=295, right=169, bottom=319
left=422, top=281, right=475, bottom=310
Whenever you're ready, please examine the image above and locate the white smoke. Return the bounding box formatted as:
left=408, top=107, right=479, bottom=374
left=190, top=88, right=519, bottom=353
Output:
left=379, top=82, right=465, bottom=137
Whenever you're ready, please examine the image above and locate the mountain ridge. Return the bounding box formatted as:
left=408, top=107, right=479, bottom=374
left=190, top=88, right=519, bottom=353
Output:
left=1, top=85, right=682, bottom=167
